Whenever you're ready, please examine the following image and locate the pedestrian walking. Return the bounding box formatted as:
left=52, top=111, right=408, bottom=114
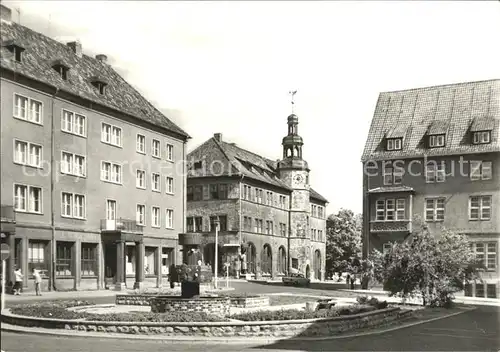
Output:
left=32, top=268, right=42, bottom=296
left=13, top=267, right=23, bottom=295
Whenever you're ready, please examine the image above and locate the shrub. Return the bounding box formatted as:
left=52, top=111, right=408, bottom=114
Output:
left=231, top=304, right=376, bottom=321
left=356, top=296, right=369, bottom=304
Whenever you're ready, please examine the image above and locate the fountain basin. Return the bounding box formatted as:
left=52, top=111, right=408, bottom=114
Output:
left=150, top=295, right=231, bottom=317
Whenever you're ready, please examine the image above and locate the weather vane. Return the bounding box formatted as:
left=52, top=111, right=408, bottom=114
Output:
left=288, top=90, right=297, bottom=113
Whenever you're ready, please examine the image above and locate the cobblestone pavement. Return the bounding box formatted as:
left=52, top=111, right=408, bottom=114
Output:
left=1, top=306, right=499, bottom=351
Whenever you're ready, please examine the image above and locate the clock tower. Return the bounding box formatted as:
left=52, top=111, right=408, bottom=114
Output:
left=277, top=91, right=312, bottom=276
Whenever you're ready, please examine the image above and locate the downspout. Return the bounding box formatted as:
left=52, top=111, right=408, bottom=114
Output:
left=50, top=87, right=59, bottom=291
left=287, top=190, right=291, bottom=275
left=181, top=140, right=187, bottom=266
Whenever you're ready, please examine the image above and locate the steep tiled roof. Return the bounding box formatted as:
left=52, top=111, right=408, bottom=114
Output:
left=361, top=79, right=500, bottom=162
left=0, top=18, right=189, bottom=139
left=188, top=136, right=328, bottom=203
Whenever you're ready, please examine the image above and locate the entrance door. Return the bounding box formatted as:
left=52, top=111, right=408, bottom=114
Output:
left=104, top=243, right=117, bottom=281
left=314, top=250, right=321, bottom=280
left=203, top=243, right=223, bottom=274
left=305, top=264, right=311, bottom=279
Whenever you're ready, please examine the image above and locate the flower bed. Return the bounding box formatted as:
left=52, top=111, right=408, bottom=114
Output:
left=2, top=304, right=412, bottom=338
left=231, top=304, right=377, bottom=321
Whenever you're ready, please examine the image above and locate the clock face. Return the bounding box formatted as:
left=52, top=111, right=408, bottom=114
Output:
left=294, top=175, right=303, bottom=183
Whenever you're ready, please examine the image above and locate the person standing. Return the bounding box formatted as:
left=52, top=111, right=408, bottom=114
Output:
left=13, top=267, right=24, bottom=295
left=32, top=268, right=42, bottom=296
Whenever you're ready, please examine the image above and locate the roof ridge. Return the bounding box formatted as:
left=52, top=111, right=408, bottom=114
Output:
left=380, top=79, right=500, bottom=95
left=221, top=140, right=278, bottom=163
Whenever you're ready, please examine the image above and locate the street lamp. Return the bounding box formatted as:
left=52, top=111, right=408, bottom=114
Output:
left=214, top=216, right=220, bottom=289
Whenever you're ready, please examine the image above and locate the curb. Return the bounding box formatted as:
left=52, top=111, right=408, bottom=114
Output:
left=0, top=307, right=474, bottom=343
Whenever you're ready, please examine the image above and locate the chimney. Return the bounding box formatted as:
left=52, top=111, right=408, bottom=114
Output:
left=95, top=54, right=107, bottom=64
left=214, top=133, right=222, bottom=142
left=67, top=41, right=82, bottom=58
left=0, top=4, right=12, bottom=22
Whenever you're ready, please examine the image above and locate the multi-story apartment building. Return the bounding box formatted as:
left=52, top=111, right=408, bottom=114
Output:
left=361, top=79, right=500, bottom=298
left=184, top=112, right=328, bottom=280
left=0, top=5, right=190, bottom=291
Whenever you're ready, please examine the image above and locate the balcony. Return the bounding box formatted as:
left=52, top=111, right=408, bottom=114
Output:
left=370, top=220, right=412, bottom=233
left=1, top=205, right=15, bottom=223
left=1, top=205, right=16, bottom=233
left=100, top=219, right=142, bottom=233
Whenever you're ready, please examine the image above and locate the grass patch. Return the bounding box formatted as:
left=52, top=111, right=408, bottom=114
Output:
left=268, top=295, right=322, bottom=306
left=9, top=300, right=228, bottom=322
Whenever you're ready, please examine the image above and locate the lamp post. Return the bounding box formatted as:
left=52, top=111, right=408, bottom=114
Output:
left=214, top=216, right=220, bottom=289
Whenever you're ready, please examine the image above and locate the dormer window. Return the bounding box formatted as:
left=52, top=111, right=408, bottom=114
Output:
left=193, top=161, right=202, bottom=170
left=52, top=60, right=70, bottom=80
left=90, top=76, right=108, bottom=95
left=4, top=40, right=25, bottom=63
left=429, top=134, right=446, bottom=148
left=386, top=138, right=402, bottom=151
left=473, top=131, right=491, bottom=145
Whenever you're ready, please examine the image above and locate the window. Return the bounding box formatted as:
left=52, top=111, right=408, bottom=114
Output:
left=279, top=195, right=287, bottom=209
left=255, top=189, right=263, bottom=203
left=425, top=198, right=445, bottom=222
left=383, top=166, right=402, bottom=185
left=266, top=220, right=274, bottom=235
left=266, top=191, right=273, bottom=206
left=106, top=200, right=116, bottom=220
left=376, top=200, right=385, bottom=221
left=469, top=196, right=491, bottom=220
left=14, top=140, right=42, bottom=167
left=14, top=94, right=43, bottom=124
left=470, top=161, right=492, bottom=181
left=487, top=284, right=497, bottom=299
left=166, top=177, right=174, bottom=194
left=396, top=199, right=405, bottom=220
left=473, top=131, right=491, bottom=145
left=81, top=243, right=97, bottom=277
left=311, top=205, right=317, bottom=217
left=429, top=134, right=446, bottom=148
left=28, top=240, right=47, bottom=273
left=61, top=152, right=86, bottom=177
left=61, top=192, right=85, bottom=219
left=210, top=215, right=227, bottom=232
left=318, top=207, right=324, bottom=219
left=152, top=139, right=160, bottom=158
left=193, top=186, right=203, bottom=201
left=101, top=123, right=122, bottom=147
left=14, top=184, right=42, bottom=213
left=425, top=161, right=446, bottom=183
left=376, top=198, right=406, bottom=221
left=151, top=206, right=160, bottom=228
left=243, top=185, right=252, bottom=200
left=136, top=134, right=146, bottom=154
left=53, top=63, right=69, bottom=80
left=386, top=138, right=402, bottom=151
left=56, top=242, right=73, bottom=277
left=280, top=223, right=287, bottom=236
left=92, top=81, right=107, bottom=95
left=166, top=143, right=174, bottom=161
left=152, top=173, right=161, bottom=192
left=166, top=209, right=174, bottom=229
left=136, top=170, right=146, bottom=189
left=187, top=186, right=193, bottom=201
left=486, top=243, right=497, bottom=270
left=218, top=184, right=228, bottom=199
left=136, top=204, right=145, bottom=226
left=475, top=284, right=485, bottom=298
left=101, top=161, right=122, bottom=184
left=61, top=110, right=86, bottom=137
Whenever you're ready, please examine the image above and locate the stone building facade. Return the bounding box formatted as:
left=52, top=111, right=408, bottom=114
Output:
left=361, top=79, right=500, bottom=298
left=0, top=4, right=189, bottom=291
left=183, top=113, right=328, bottom=280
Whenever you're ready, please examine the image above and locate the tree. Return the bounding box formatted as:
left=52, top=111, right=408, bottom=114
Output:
left=325, top=209, right=362, bottom=278
left=370, top=226, right=482, bottom=307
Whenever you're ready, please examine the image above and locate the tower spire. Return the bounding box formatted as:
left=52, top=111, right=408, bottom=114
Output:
left=289, top=90, right=297, bottom=114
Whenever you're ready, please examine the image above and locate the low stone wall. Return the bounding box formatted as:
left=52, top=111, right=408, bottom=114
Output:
left=150, top=296, right=231, bottom=317
left=116, top=294, right=152, bottom=306
left=1, top=307, right=412, bottom=338
left=229, top=296, right=269, bottom=308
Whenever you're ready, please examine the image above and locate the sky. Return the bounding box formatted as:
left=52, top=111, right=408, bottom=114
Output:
left=3, top=1, right=500, bottom=215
